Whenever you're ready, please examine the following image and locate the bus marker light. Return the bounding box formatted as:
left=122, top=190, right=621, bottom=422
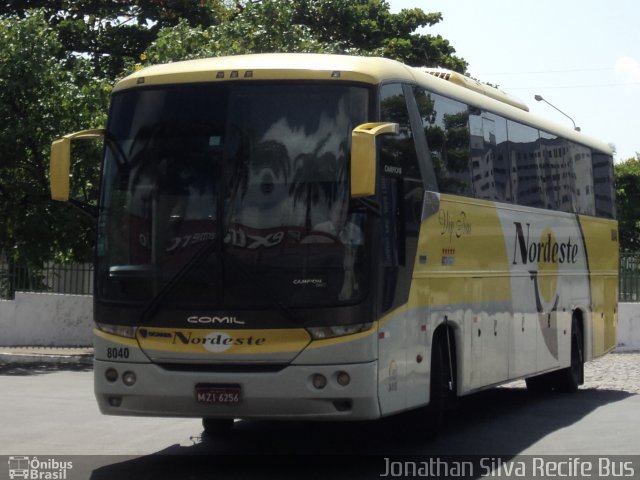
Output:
left=105, top=368, right=118, bottom=383
left=336, top=371, right=350, bottom=386
left=312, top=374, right=327, bottom=390
left=122, top=371, right=137, bottom=386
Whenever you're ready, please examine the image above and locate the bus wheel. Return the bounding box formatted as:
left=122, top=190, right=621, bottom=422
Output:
left=553, top=316, right=584, bottom=392
left=202, top=418, right=235, bottom=438
left=424, top=335, right=448, bottom=433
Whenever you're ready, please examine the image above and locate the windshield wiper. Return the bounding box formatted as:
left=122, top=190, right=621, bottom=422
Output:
left=138, top=238, right=299, bottom=325
left=138, top=237, right=219, bottom=324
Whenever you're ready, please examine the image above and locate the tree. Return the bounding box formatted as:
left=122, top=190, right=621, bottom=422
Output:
left=0, top=0, right=229, bottom=79
left=290, top=0, right=465, bottom=70
left=1, top=1, right=468, bottom=268
left=0, top=11, right=110, bottom=267
left=615, top=154, right=640, bottom=252
left=144, top=0, right=468, bottom=71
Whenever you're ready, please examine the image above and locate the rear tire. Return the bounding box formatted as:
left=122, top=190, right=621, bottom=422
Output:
left=525, top=315, right=584, bottom=393
left=553, top=316, right=584, bottom=392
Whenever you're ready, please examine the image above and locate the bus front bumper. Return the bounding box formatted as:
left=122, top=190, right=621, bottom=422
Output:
left=94, top=359, right=381, bottom=420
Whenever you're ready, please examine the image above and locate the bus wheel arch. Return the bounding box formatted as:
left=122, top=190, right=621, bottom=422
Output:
left=526, top=310, right=585, bottom=393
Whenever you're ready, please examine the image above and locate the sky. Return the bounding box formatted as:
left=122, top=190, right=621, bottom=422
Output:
left=388, top=0, right=640, bottom=162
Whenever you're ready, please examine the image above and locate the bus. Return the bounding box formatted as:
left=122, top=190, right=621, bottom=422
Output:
left=50, top=54, right=618, bottom=435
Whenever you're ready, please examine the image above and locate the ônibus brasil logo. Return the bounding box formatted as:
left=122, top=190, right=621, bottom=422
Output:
left=7, top=456, right=73, bottom=479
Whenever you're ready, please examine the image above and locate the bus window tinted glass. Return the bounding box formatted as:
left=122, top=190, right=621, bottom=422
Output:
left=539, top=131, right=575, bottom=213
left=592, top=151, right=616, bottom=218
left=507, top=121, right=543, bottom=208
left=570, top=141, right=595, bottom=216
left=469, top=111, right=509, bottom=201
left=415, top=90, right=471, bottom=195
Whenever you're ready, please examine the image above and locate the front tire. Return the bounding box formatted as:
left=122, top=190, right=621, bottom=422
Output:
left=423, top=335, right=449, bottom=433
left=202, top=418, right=235, bottom=438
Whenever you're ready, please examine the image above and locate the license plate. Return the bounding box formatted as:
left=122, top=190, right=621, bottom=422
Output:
left=195, top=384, right=242, bottom=405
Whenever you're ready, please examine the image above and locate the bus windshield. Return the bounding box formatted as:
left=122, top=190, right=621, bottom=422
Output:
left=96, top=83, right=370, bottom=313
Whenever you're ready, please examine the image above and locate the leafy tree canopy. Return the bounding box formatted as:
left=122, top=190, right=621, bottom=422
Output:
left=0, top=0, right=469, bottom=266
left=144, top=0, right=467, bottom=71
left=0, top=11, right=110, bottom=265
left=615, top=154, right=640, bottom=252
left=0, top=0, right=229, bottom=79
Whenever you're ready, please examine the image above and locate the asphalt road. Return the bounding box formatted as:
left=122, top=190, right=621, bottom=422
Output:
left=0, top=357, right=639, bottom=479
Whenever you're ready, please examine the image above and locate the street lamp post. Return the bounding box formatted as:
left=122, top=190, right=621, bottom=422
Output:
left=534, top=94, right=581, bottom=132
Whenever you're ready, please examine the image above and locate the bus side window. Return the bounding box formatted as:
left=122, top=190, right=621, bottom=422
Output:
left=413, top=89, right=472, bottom=196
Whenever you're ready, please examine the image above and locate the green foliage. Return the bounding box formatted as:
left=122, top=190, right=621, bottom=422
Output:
left=144, top=0, right=468, bottom=71
left=615, top=155, right=640, bottom=252
left=0, top=11, right=110, bottom=265
left=0, top=0, right=228, bottom=79
left=0, top=0, right=470, bottom=266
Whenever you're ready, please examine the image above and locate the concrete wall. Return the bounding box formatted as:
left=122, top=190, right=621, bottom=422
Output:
left=617, top=303, right=640, bottom=352
left=0, top=292, right=92, bottom=346
left=1, top=292, right=640, bottom=351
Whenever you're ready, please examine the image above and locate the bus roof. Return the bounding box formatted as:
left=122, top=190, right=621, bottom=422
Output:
left=113, top=53, right=414, bottom=91
left=114, top=53, right=612, bottom=155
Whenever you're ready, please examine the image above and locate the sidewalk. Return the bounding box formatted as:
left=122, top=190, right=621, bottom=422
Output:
left=0, top=346, right=94, bottom=365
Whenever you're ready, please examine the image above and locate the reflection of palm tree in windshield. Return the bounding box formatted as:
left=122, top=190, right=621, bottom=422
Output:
left=288, top=134, right=345, bottom=231
left=126, top=122, right=219, bottom=263
left=225, top=137, right=292, bottom=235
left=129, top=122, right=220, bottom=197
left=229, top=139, right=291, bottom=201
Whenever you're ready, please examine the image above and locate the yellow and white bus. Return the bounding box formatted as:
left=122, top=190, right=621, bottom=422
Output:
left=50, top=54, right=618, bottom=435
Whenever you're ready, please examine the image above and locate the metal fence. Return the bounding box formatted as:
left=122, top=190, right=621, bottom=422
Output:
left=620, top=252, right=640, bottom=302
left=0, top=262, right=93, bottom=300
left=1, top=255, right=640, bottom=301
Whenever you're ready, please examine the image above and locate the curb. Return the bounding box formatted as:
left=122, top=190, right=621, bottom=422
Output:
left=0, top=348, right=94, bottom=365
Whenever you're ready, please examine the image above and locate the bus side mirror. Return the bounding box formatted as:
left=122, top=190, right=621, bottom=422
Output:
left=350, top=122, right=399, bottom=198
left=50, top=129, right=105, bottom=201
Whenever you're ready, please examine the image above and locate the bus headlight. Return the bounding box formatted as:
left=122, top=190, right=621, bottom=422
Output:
left=97, top=322, right=137, bottom=339
left=311, top=374, right=327, bottom=390
left=122, top=371, right=137, bottom=386
left=336, top=371, right=351, bottom=386
left=105, top=368, right=118, bottom=383
left=306, top=323, right=373, bottom=340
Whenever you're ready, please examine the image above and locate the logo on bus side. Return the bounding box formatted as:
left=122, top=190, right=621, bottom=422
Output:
left=511, top=222, right=578, bottom=310
left=439, top=209, right=472, bottom=243
left=511, top=222, right=579, bottom=267
left=173, top=331, right=267, bottom=353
